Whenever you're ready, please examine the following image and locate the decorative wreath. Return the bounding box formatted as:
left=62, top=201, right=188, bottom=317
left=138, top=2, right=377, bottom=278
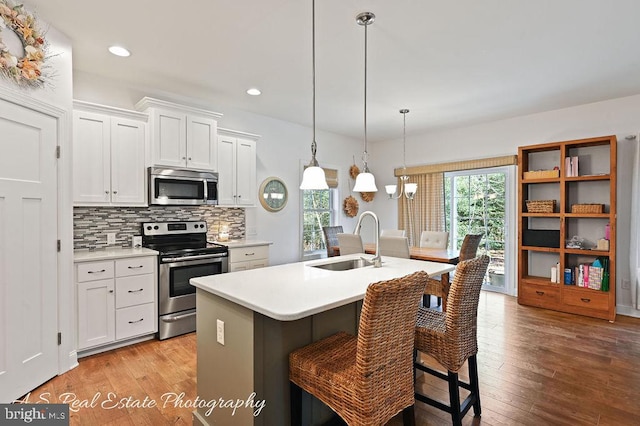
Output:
left=343, top=195, right=359, bottom=217
left=349, top=164, right=360, bottom=180
left=0, top=0, right=48, bottom=88
left=360, top=191, right=375, bottom=202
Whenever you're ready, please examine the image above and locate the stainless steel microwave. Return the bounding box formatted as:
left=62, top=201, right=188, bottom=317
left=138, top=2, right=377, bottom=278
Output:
left=149, top=167, right=218, bottom=206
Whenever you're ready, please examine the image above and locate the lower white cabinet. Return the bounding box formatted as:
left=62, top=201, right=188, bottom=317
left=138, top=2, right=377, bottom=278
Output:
left=76, top=255, right=157, bottom=352
left=228, top=244, right=270, bottom=272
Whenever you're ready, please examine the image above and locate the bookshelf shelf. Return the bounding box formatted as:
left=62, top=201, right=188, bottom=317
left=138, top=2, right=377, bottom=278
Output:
left=518, top=135, right=616, bottom=321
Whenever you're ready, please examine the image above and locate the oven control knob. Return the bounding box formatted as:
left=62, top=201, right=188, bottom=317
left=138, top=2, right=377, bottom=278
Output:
left=146, top=226, right=152, bottom=230
left=154, top=225, right=159, bottom=230
left=194, top=224, right=198, bottom=228
left=200, top=224, right=205, bottom=228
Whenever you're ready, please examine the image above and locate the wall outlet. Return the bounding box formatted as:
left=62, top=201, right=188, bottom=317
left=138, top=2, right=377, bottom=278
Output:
left=106, top=233, right=116, bottom=245
left=216, top=319, right=225, bottom=345
left=622, top=279, right=630, bottom=289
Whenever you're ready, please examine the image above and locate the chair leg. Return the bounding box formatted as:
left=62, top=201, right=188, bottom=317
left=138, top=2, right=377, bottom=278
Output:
left=468, top=355, right=481, bottom=416
left=290, top=381, right=302, bottom=426
left=402, top=404, right=415, bottom=426
left=448, top=371, right=462, bottom=426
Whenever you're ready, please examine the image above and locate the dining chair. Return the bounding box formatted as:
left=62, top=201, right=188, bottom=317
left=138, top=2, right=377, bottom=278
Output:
left=423, top=233, right=482, bottom=311
left=419, top=231, right=449, bottom=249
left=289, top=271, right=429, bottom=426
left=322, top=225, right=343, bottom=257
left=381, top=229, right=406, bottom=237
left=336, top=233, right=364, bottom=255
left=379, top=236, right=410, bottom=258
left=414, top=255, right=489, bottom=426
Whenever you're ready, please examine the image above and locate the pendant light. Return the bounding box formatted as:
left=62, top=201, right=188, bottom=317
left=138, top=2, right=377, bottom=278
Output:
left=300, top=0, right=329, bottom=190
left=352, top=11, right=378, bottom=193
left=385, top=109, right=418, bottom=200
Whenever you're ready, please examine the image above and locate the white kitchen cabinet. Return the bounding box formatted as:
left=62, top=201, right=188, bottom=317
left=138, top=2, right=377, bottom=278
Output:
left=217, top=128, right=260, bottom=207
left=135, top=97, right=222, bottom=171
left=75, top=254, right=157, bottom=353
left=73, top=101, right=147, bottom=206
left=228, top=244, right=269, bottom=272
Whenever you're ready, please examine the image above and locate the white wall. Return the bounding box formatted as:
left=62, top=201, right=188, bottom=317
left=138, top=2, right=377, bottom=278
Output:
left=369, top=94, right=640, bottom=316
left=73, top=71, right=363, bottom=266
left=0, top=10, right=76, bottom=372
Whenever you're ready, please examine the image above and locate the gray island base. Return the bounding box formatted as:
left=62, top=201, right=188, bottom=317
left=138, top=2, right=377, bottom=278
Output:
left=191, top=254, right=455, bottom=425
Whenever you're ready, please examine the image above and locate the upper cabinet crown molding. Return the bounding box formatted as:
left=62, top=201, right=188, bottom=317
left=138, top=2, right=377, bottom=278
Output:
left=134, top=97, right=222, bottom=120
left=218, top=127, right=261, bottom=140
left=74, top=100, right=148, bottom=122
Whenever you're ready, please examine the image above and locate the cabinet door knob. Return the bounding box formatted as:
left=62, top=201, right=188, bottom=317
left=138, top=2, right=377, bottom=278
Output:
left=188, top=157, right=192, bottom=160
left=182, top=157, right=186, bottom=160
left=535, top=291, right=544, bottom=296
left=105, top=191, right=109, bottom=194
left=113, top=190, right=118, bottom=194
left=108, top=290, right=114, bottom=293
left=581, top=298, right=591, bottom=303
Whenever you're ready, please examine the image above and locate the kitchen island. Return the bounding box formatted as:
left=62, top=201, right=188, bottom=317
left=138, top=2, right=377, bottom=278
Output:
left=190, top=253, right=456, bottom=426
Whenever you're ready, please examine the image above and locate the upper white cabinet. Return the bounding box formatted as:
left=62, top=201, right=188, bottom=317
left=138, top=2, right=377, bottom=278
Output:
left=217, top=128, right=260, bottom=207
left=73, top=101, right=147, bottom=206
left=135, top=97, right=222, bottom=171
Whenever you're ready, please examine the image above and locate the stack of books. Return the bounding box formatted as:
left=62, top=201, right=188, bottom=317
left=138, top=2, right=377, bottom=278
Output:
left=564, top=258, right=608, bottom=290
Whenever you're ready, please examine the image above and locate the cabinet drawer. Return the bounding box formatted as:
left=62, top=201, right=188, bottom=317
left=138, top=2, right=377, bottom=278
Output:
left=519, top=283, right=560, bottom=308
left=77, top=261, right=115, bottom=282
left=116, top=303, right=155, bottom=340
left=563, top=288, right=609, bottom=312
left=229, top=245, right=269, bottom=263
left=116, top=256, right=155, bottom=277
left=116, top=274, right=155, bottom=308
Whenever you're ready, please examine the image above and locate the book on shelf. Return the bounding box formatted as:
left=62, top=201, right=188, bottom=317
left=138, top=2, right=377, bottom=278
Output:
left=565, top=156, right=579, bottom=177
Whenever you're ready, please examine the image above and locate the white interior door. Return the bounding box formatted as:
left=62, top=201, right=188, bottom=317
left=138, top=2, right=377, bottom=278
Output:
left=0, top=98, right=59, bottom=402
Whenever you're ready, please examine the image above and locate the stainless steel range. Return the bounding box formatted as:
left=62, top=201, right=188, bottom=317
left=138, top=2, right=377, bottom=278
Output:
left=142, top=221, right=228, bottom=340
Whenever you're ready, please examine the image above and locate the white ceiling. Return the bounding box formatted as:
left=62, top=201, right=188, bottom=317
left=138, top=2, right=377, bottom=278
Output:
left=25, top=0, right=640, bottom=142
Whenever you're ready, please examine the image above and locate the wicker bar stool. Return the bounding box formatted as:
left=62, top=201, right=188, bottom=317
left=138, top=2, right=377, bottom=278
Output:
left=414, top=255, right=489, bottom=426
left=423, top=233, right=482, bottom=311
left=289, top=271, right=429, bottom=426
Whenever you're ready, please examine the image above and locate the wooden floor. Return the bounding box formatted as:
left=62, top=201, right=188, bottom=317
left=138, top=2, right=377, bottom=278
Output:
left=30, top=291, right=640, bottom=425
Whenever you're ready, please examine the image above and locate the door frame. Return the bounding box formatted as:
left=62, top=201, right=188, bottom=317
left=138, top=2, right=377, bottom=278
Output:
left=1, top=88, right=77, bottom=386
left=445, top=165, right=517, bottom=296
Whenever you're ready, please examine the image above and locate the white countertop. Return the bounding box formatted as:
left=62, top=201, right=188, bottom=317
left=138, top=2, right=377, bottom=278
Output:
left=191, top=254, right=455, bottom=321
left=214, top=239, right=272, bottom=249
left=74, top=247, right=159, bottom=262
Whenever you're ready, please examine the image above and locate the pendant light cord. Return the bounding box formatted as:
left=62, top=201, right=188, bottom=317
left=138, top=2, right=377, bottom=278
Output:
left=312, top=0, right=316, bottom=152
left=363, top=21, right=368, bottom=162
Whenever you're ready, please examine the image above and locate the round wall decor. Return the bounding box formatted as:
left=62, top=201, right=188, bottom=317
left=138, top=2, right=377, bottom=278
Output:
left=259, top=177, right=288, bottom=212
left=0, top=0, right=48, bottom=88
left=343, top=195, right=359, bottom=217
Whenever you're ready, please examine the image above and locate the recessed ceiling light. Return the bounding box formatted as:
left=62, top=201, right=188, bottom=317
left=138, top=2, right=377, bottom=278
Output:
left=108, top=46, right=131, bottom=57
left=247, top=88, right=261, bottom=96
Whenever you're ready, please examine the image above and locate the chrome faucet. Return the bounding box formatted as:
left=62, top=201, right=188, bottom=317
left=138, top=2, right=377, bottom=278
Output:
left=354, top=210, right=382, bottom=267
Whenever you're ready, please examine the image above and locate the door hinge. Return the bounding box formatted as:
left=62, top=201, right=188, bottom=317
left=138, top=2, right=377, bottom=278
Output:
left=56, top=146, right=60, bottom=159
left=57, top=240, right=61, bottom=252
left=57, top=332, right=62, bottom=345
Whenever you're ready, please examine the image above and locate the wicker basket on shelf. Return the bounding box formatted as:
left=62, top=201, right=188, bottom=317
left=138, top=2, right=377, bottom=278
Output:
left=525, top=200, right=555, bottom=213
left=571, top=204, right=604, bottom=214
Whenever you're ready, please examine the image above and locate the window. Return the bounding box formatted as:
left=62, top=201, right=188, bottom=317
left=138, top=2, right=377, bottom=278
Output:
left=302, top=189, right=336, bottom=257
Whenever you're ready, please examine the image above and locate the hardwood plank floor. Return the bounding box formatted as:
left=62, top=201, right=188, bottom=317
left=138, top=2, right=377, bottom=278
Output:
left=27, top=292, right=640, bottom=425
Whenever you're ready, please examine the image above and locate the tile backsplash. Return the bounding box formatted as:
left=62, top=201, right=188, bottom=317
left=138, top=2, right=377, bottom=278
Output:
left=73, top=206, right=245, bottom=250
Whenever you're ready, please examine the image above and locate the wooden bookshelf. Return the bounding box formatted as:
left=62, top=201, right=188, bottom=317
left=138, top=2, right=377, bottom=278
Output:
left=517, top=135, right=616, bottom=321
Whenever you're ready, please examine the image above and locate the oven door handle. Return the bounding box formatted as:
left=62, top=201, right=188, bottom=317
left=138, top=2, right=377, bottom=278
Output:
left=161, top=311, right=197, bottom=322
left=162, top=253, right=227, bottom=262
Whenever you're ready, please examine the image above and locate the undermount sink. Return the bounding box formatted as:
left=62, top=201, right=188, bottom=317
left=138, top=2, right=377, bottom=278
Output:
left=309, top=258, right=372, bottom=271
